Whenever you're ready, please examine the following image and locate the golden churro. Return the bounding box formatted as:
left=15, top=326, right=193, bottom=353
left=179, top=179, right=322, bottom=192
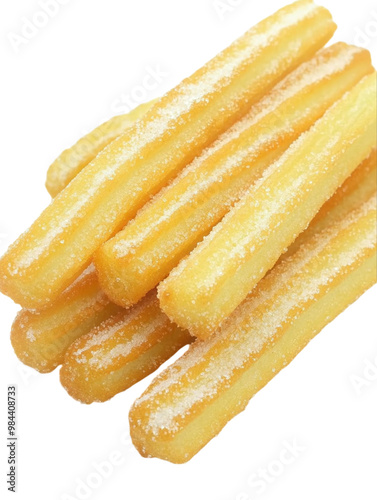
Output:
left=159, top=73, right=377, bottom=339
left=283, top=148, right=376, bottom=259
left=95, top=43, right=372, bottom=308
left=0, top=0, right=336, bottom=309
left=60, top=292, right=192, bottom=403
left=130, top=195, right=377, bottom=463
left=58, top=147, right=375, bottom=400
left=12, top=106, right=189, bottom=377
left=46, top=100, right=156, bottom=197
left=10, top=266, right=122, bottom=373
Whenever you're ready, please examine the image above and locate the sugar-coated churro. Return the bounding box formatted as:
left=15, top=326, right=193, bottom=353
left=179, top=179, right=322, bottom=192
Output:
left=12, top=105, right=183, bottom=378
left=10, top=265, right=122, bottom=373
left=58, top=146, right=375, bottom=398
left=0, top=0, right=336, bottom=309
left=46, top=100, right=156, bottom=197
left=60, top=292, right=192, bottom=403
left=130, top=195, right=377, bottom=463
left=283, top=148, right=376, bottom=259
left=95, top=43, right=372, bottom=308
left=159, top=73, right=377, bottom=339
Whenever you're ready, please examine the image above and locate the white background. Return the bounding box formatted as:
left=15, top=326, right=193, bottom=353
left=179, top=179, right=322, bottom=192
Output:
left=1, top=1, right=377, bottom=499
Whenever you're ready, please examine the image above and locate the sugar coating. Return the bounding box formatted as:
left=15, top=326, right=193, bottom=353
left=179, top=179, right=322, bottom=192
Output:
left=69, top=292, right=171, bottom=370
left=165, top=133, right=340, bottom=289
left=21, top=289, right=104, bottom=345
left=113, top=43, right=360, bottom=258
left=16, top=264, right=106, bottom=347
left=9, top=0, right=319, bottom=274
left=87, top=316, right=168, bottom=370
left=73, top=301, right=152, bottom=356
left=46, top=102, right=157, bottom=196
left=135, top=196, right=376, bottom=434
left=163, top=74, right=375, bottom=290
left=25, top=327, right=36, bottom=342
left=283, top=148, right=377, bottom=260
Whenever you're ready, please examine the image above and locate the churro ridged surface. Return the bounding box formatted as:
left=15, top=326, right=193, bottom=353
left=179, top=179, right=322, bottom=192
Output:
left=159, top=72, right=377, bottom=338
left=46, top=100, right=156, bottom=197
left=1, top=0, right=376, bottom=472
left=130, top=195, right=377, bottom=463
left=0, top=0, right=335, bottom=309
left=10, top=266, right=122, bottom=373
left=60, top=292, right=192, bottom=403
left=96, top=42, right=372, bottom=308
left=59, top=149, right=376, bottom=402
left=284, top=147, right=377, bottom=259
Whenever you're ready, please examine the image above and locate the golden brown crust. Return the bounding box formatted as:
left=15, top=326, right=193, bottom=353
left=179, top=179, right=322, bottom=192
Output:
left=0, top=0, right=335, bottom=309
left=10, top=266, right=122, bottom=373
left=159, top=74, right=377, bottom=338
left=96, top=43, right=372, bottom=309
left=130, top=196, right=377, bottom=463
left=60, top=291, right=192, bottom=403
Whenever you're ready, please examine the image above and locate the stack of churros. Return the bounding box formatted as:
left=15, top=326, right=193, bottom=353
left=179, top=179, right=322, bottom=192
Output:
left=1, top=0, right=376, bottom=463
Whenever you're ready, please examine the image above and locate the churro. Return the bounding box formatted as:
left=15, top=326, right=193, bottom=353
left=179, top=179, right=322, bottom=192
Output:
left=10, top=266, right=122, bottom=373
left=60, top=292, right=192, bottom=403
left=59, top=147, right=375, bottom=400
left=130, top=195, right=377, bottom=463
left=0, top=0, right=336, bottom=309
left=96, top=43, right=372, bottom=308
left=283, top=148, right=376, bottom=259
left=46, top=100, right=156, bottom=197
left=159, top=73, right=377, bottom=339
